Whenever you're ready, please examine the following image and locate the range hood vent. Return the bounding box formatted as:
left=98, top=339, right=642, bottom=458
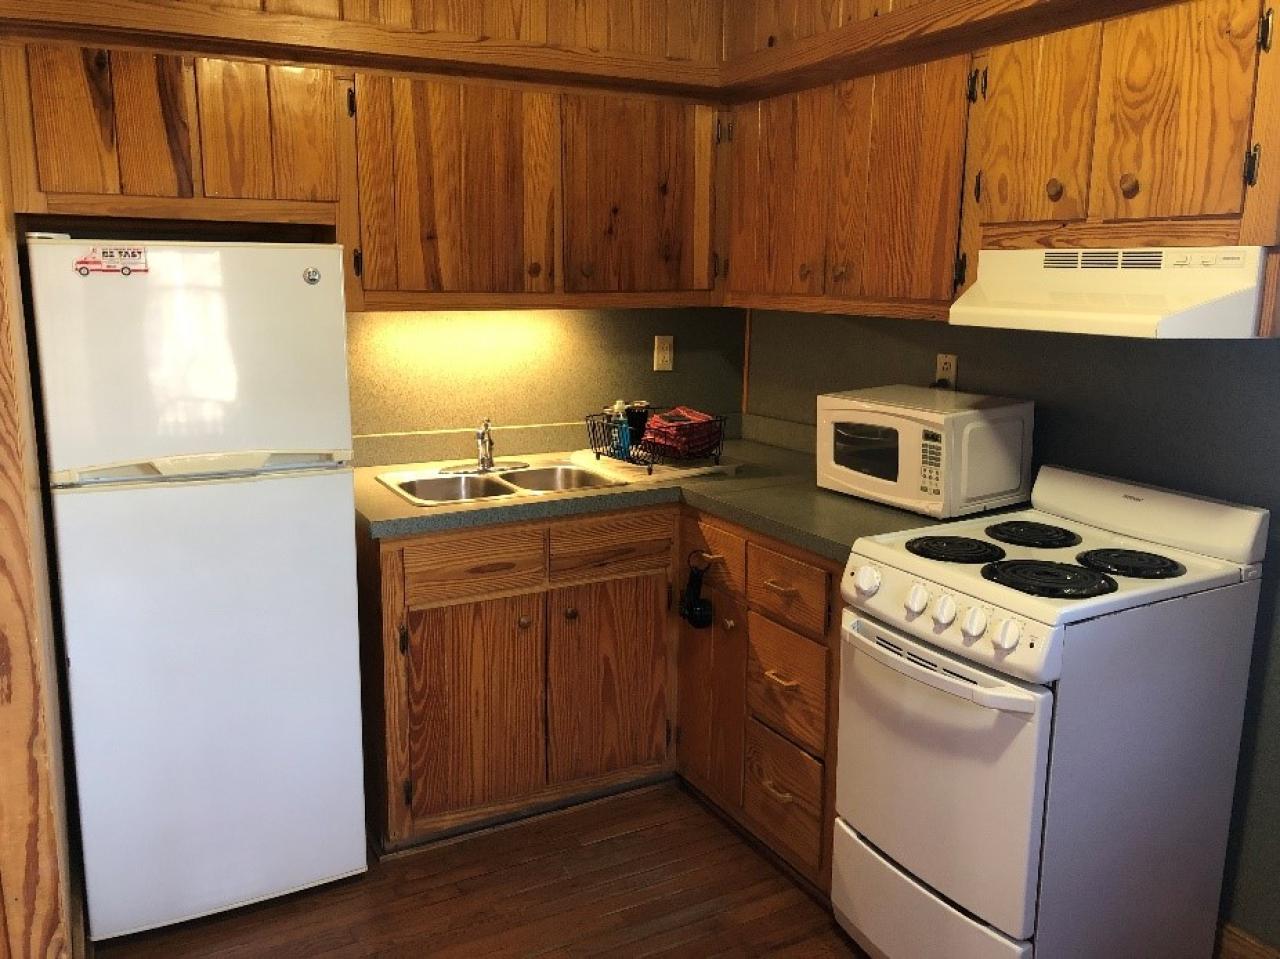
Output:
left=951, top=246, right=1266, bottom=338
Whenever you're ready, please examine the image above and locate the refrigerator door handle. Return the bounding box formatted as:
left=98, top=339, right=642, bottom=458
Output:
left=52, top=449, right=353, bottom=487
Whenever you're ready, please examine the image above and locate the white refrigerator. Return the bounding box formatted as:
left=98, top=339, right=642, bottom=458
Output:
left=27, top=238, right=368, bottom=940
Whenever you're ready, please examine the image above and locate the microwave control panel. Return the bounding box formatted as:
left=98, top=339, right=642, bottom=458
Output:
left=920, top=430, right=943, bottom=496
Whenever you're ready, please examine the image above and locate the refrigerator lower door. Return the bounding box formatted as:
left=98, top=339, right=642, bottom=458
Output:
left=53, top=468, right=367, bottom=940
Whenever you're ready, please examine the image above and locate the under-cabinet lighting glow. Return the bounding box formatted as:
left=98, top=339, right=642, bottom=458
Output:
left=359, top=311, right=561, bottom=372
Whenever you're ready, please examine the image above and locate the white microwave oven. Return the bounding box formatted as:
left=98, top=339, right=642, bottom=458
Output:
left=817, top=386, right=1034, bottom=518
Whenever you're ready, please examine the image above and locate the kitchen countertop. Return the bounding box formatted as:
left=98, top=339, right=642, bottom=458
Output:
left=355, top=440, right=934, bottom=562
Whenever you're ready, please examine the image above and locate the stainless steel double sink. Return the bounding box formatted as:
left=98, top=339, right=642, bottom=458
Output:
left=379, top=464, right=623, bottom=507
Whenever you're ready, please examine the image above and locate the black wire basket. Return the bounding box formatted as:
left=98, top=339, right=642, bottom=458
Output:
left=586, top=409, right=727, bottom=474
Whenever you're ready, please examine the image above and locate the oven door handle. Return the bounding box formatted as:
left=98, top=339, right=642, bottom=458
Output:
left=845, top=623, right=1038, bottom=715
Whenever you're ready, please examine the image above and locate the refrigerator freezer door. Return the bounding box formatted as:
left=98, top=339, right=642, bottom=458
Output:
left=54, top=469, right=367, bottom=940
left=27, top=240, right=352, bottom=478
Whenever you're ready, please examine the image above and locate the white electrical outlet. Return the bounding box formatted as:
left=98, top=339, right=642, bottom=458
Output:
left=654, top=335, right=674, bottom=372
left=936, top=354, right=958, bottom=389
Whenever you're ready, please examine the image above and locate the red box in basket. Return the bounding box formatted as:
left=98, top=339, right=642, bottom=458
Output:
left=641, top=407, right=720, bottom=458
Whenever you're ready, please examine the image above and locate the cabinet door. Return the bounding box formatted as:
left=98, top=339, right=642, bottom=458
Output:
left=563, top=93, right=714, bottom=292
left=828, top=56, right=970, bottom=302
left=406, top=593, right=546, bottom=819
left=724, top=1, right=843, bottom=59
left=677, top=594, right=746, bottom=810
left=1090, top=0, right=1261, bottom=221
left=547, top=574, right=668, bottom=785
left=982, top=24, right=1103, bottom=224
left=730, top=87, right=832, bottom=295
left=355, top=75, right=558, bottom=293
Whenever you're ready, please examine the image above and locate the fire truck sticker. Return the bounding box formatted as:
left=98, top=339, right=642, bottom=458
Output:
left=74, top=246, right=149, bottom=277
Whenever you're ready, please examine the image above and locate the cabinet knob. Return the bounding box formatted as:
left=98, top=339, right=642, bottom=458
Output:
left=527, top=261, right=542, bottom=278
left=832, top=265, right=848, bottom=282
left=517, top=615, right=532, bottom=630
left=798, top=263, right=812, bottom=280
left=579, top=263, right=594, bottom=278
left=1045, top=177, right=1065, bottom=202
left=1119, top=173, right=1140, bottom=199
left=723, top=618, right=736, bottom=631
left=564, top=607, right=579, bottom=621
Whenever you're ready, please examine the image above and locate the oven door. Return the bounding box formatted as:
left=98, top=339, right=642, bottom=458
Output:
left=836, top=614, right=1052, bottom=941
left=817, top=406, right=936, bottom=514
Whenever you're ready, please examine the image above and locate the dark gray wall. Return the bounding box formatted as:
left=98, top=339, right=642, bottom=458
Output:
left=347, top=308, right=745, bottom=465
left=746, top=309, right=1280, bottom=945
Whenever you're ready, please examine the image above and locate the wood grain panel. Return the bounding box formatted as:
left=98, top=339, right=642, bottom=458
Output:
left=342, top=0, right=415, bottom=27
left=744, top=718, right=824, bottom=874
left=402, top=526, right=546, bottom=607
left=548, top=0, right=662, bottom=58
left=482, top=0, right=549, bottom=43
left=825, top=72, right=874, bottom=298
left=548, top=508, right=675, bottom=581
left=747, top=541, right=828, bottom=639
left=746, top=611, right=827, bottom=756
left=1090, top=0, right=1260, bottom=220
left=407, top=593, right=546, bottom=819
left=727, top=0, right=844, bottom=58
left=982, top=23, right=1101, bottom=224
left=848, top=55, right=970, bottom=301
left=354, top=73, right=397, bottom=290
left=547, top=573, right=667, bottom=785
left=268, top=65, right=337, bottom=201
left=727, top=100, right=763, bottom=293
left=709, top=593, right=748, bottom=808
left=196, top=57, right=273, bottom=199
left=27, top=44, right=120, bottom=194
left=111, top=50, right=196, bottom=198
left=680, top=513, right=746, bottom=595
left=665, top=0, right=722, bottom=63
left=378, top=546, right=411, bottom=843
left=265, top=0, right=339, bottom=15
left=982, top=215, right=1241, bottom=250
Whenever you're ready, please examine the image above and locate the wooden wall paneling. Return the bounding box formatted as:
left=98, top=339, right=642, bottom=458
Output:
left=1090, top=0, right=1261, bottom=221
left=547, top=573, right=667, bottom=785
left=26, top=44, right=120, bottom=194
left=354, top=73, right=398, bottom=290
left=268, top=65, right=338, bottom=201
left=856, top=55, right=970, bottom=302
left=196, top=57, right=274, bottom=199
left=266, top=0, right=340, bottom=15
left=748, top=0, right=845, bottom=57
left=379, top=546, right=412, bottom=843
left=1240, top=13, right=1280, bottom=245
left=483, top=0, right=549, bottom=44
left=826, top=72, right=874, bottom=297
left=110, top=50, right=197, bottom=198
left=0, top=73, right=71, bottom=955
left=521, top=87, right=558, bottom=292
left=0, top=44, right=46, bottom=212
left=547, top=0, right=663, bottom=58
left=406, top=593, right=546, bottom=819
left=982, top=22, right=1102, bottom=224
left=666, top=0, right=722, bottom=64
left=342, top=0, right=416, bottom=27
left=723, top=0, right=758, bottom=62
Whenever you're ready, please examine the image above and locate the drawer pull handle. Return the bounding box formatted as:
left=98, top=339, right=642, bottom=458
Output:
left=723, top=618, right=737, bottom=631
left=696, top=551, right=726, bottom=563
left=764, top=669, right=799, bottom=690
left=764, top=579, right=799, bottom=597
left=761, top=779, right=794, bottom=804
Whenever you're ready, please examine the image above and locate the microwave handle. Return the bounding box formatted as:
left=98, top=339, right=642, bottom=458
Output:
left=844, top=623, right=1037, bottom=716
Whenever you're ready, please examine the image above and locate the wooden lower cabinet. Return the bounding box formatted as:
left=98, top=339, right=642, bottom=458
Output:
left=743, top=719, right=825, bottom=874
left=548, top=573, right=669, bottom=785
left=405, top=593, right=546, bottom=819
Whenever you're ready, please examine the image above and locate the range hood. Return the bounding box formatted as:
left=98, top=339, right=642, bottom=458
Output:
left=950, top=246, right=1266, bottom=338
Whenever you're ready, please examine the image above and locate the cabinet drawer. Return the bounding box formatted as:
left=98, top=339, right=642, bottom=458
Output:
left=681, top=515, right=746, bottom=595
left=747, top=612, right=828, bottom=757
left=744, top=719, right=824, bottom=874
left=747, top=543, right=828, bottom=639
left=549, top=510, right=674, bottom=582
left=402, top=527, right=547, bottom=607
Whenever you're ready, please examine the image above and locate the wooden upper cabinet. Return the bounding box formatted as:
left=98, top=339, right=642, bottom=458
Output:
left=355, top=75, right=558, bottom=293
left=982, top=24, right=1103, bottom=224
left=724, top=0, right=843, bottom=60
left=730, top=87, right=833, bottom=296
left=406, top=593, right=546, bottom=819
left=1090, top=0, right=1261, bottom=221
left=547, top=573, right=667, bottom=785
left=268, top=66, right=338, bottom=201
left=549, top=0, right=720, bottom=63
left=562, top=93, right=715, bottom=292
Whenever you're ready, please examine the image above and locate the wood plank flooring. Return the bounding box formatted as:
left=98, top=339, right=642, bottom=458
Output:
left=96, top=782, right=863, bottom=958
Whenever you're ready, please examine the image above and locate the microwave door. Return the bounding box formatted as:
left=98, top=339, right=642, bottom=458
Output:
left=834, top=422, right=901, bottom=484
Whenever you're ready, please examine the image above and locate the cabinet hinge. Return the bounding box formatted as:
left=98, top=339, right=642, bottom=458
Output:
left=1260, top=8, right=1274, bottom=52
left=966, top=67, right=987, bottom=102
left=973, top=170, right=984, bottom=204
left=711, top=251, right=720, bottom=279
left=674, top=724, right=682, bottom=746
left=1245, top=144, right=1263, bottom=187
left=403, top=779, right=413, bottom=807
left=666, top=720, right=672, bottom=750
left=353, top=248, right=364, bottom=278
left=398, top=623, right=408, bottom=655
left=667, top=583, right=674, bottom=611
left=347, top=86, right=357, bottom=117
left=715, top=117, right=724, bottom=144
left=953, top=252, right=969, bottom=293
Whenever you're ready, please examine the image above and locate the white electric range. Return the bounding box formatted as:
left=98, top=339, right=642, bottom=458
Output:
left=831, top=466, right=1269, bottom=959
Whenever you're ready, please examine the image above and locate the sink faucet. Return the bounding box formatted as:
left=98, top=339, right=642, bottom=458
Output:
left=476, top=419, right=495, bottom=471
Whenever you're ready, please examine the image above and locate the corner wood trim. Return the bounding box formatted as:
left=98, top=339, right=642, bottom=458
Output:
left=1220, top=924, right=1280, bottom=959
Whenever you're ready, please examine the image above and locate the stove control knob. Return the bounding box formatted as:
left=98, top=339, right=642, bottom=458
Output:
left=905, top=583, right=930, bottom=616
left=993, top=619, right=1023, bottom=652
left=961, top=607, right=988, bottom=641
left=933, top=595, right=958, bottom=627
left=853, top=565, right=882, bottom=596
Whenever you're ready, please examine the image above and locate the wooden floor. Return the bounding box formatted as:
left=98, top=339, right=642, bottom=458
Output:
left=97, top=782, right=863, bottom=958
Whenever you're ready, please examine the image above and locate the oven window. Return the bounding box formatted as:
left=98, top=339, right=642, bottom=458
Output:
left=834, top=423, right=899, bottom=482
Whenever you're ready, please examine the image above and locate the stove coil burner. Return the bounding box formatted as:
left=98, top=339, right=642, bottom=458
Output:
left=906, top=536, right=1006, bottom=564
left=981, top=560, right=1118, bottom=599
left=986, top=521, right=1083, bottom=550
left=1077, top=549, right=1187, bottom=579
